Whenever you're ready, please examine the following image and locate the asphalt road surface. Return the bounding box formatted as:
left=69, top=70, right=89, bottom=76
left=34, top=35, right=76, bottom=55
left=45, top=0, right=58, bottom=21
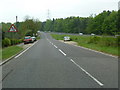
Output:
left=2, top=32, right=118, bottom=88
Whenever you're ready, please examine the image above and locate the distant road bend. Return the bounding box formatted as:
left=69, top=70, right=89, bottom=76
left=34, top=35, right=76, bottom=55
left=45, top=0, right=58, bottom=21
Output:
left=2, top=32, right=118, bottom=88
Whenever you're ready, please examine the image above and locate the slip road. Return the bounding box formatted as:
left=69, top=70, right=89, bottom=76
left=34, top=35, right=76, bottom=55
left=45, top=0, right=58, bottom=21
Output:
left=2, top=32, right=118, bottom=88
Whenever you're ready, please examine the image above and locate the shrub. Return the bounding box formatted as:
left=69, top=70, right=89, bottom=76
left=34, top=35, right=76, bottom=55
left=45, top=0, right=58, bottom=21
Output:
left=11, top=39, right=23, bottom=45
left=2, top=38, right=11, bottom=47
left=88, top=36, right=101, bottom=44
left=11, top=39, right=16, bottom=45
left=2, top=38, right=24, bottom=48
left=99, top=37, right=117, bottom=47
left=116, top=36, right=120, bottom=46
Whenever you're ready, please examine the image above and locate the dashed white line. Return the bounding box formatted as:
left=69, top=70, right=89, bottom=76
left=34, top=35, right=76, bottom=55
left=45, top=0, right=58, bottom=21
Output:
left=47, top=39, right=51, bottom=43
left=47, top=39, right=66, bottom=56
left=58, top=49, right=66, bottom=56
left=54, top=45, right=57, bottom=48
left=51, top=43, right=54, bottom=45
left=70, top=59, right=104, bottom=86
left=48, top=40, right=52, bottom=44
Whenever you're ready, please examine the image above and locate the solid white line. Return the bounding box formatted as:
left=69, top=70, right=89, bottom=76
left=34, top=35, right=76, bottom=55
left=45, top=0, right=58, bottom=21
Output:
left=58, top=49, right=66, bottom=56
left=14, top=46, right=31, bottom=58
left=15, top=41, right=38, bottom=59
left=54, top=45, right=58, bottom=48
left=74, top=45, right=118, bottom=58
left=60, top=40, right=117, bottom=58
left=70, top=59, right=104, bottom=86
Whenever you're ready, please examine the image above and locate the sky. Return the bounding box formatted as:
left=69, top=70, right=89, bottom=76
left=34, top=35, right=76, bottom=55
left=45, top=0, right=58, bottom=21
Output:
left=0, top=0, right=119, bottom=23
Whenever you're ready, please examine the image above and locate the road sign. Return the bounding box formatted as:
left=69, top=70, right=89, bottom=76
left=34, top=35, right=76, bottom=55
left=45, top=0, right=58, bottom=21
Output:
left=8, top=24, right=18, bottom=32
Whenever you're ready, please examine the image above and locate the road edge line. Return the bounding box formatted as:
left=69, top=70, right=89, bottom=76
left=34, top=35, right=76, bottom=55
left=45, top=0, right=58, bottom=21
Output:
left=0, top=41, right=38, bottom=66
left=58, top=40, right=118, bottom=58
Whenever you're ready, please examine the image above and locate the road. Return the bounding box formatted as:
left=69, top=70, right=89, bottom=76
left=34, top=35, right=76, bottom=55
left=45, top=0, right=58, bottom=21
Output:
left=2, top=32, right=118, bottom=88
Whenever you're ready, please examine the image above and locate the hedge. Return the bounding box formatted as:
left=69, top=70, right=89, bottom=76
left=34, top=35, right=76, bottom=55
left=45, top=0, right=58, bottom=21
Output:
left=2, top=38, right=11, bottom=47
left=2, top=38, right=23, bottom=48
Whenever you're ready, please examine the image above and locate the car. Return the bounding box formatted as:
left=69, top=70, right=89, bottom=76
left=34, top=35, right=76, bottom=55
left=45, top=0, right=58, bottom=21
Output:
left=31, top=37, right=37, bottom=42
left=64, top=36, right=70, bottom=41
left=23, top=36, right=33, bottom=44
left=79, top=33, right=83, bottom=35
left=91, top=33, right=95, bottom=36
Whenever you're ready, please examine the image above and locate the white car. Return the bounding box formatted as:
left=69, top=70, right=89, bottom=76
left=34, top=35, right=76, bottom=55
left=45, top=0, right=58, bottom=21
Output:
left=31, top=37, right=36, bottom=42
left=91, top=33, right=95, bottom=36
left=79, top=33, right=83, bottom=35
left=64, top=36, right=70, bottom=41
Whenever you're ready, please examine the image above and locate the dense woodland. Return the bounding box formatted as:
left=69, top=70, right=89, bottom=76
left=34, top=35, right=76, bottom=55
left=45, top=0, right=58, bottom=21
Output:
left=43, top=10, right=119, bottom=35
left=1, top=10, right=120, bottom=40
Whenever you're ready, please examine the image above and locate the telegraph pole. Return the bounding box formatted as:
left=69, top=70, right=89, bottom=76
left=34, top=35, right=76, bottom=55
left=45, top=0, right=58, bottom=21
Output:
left=15, top=16, right=18, bottom=39
left=16, top=16, right=18, bottom=28
left=47, top=9, right=50, bottom=20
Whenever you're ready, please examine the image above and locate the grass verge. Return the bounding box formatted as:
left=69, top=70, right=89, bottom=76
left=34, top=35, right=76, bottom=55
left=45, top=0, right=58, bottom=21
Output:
left=0, top=49, right=2, bottom=61
left=2, top=46, right=23, bottom=60
left=51, top=34, right=119, bottom=56
left=36, top=36, right=40, bottom=40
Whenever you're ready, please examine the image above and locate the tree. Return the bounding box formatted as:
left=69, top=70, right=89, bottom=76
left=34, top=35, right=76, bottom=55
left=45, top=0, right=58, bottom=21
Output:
left=102, top=11, right=117, bottom=35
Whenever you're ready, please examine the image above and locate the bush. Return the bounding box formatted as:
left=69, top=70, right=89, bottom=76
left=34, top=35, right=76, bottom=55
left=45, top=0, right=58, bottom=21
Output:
left=2, top=38, right=11, bottom=47
left=11, top=39, right=16, bottom=45
left=11, top=39, right=23, bottom=45
left=99, top=37, right=117, bottom=47
left=88, top=36, right=101, bottom=44
left=18, top=39, right=23, bottom=43
left=116, top=36, right=120, bottom=46
left=2, top=38, right=24, bottom=48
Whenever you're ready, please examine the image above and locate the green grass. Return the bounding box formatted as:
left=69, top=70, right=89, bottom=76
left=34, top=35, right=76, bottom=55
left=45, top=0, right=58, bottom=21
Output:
left=36, top=36, right=40, bottom=40
left=0, top=49, right=2, bottom=61
left=77, top=43, right=118, bottom=56
left=2, top=46, right=23, bottom=60
left=51, top=34, right=119, bottom=56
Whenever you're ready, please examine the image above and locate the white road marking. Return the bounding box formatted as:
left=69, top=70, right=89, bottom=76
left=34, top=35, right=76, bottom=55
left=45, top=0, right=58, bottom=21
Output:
left=60, top=40, right=117, bottom=58
left=14, top=47, right=31, bottom=58
left=15, top=41, right=38, bottom=59
left=70, top=59, right=104, bottom=86
left=47, top=39, right=50, bottom=43
left=74, top=45, right=118, bottom=58
left=54, top=45, right=58, bottom=48
left=58, top=49, right=66, bottom=56
left=51, top=43, right=54, bottom=45
left=47, top=39, right=58, bottom=49
left=47, top=40, right=51, bottom=44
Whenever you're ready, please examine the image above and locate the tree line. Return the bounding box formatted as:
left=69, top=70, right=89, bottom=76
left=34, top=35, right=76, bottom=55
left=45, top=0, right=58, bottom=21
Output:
left=43, top=10, right=120, bottom=35
left=1, top=18, right=42, bottom=47
left=1, top=10, right=120, bottom=40
left=1, top=18, right=42, bottom=40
